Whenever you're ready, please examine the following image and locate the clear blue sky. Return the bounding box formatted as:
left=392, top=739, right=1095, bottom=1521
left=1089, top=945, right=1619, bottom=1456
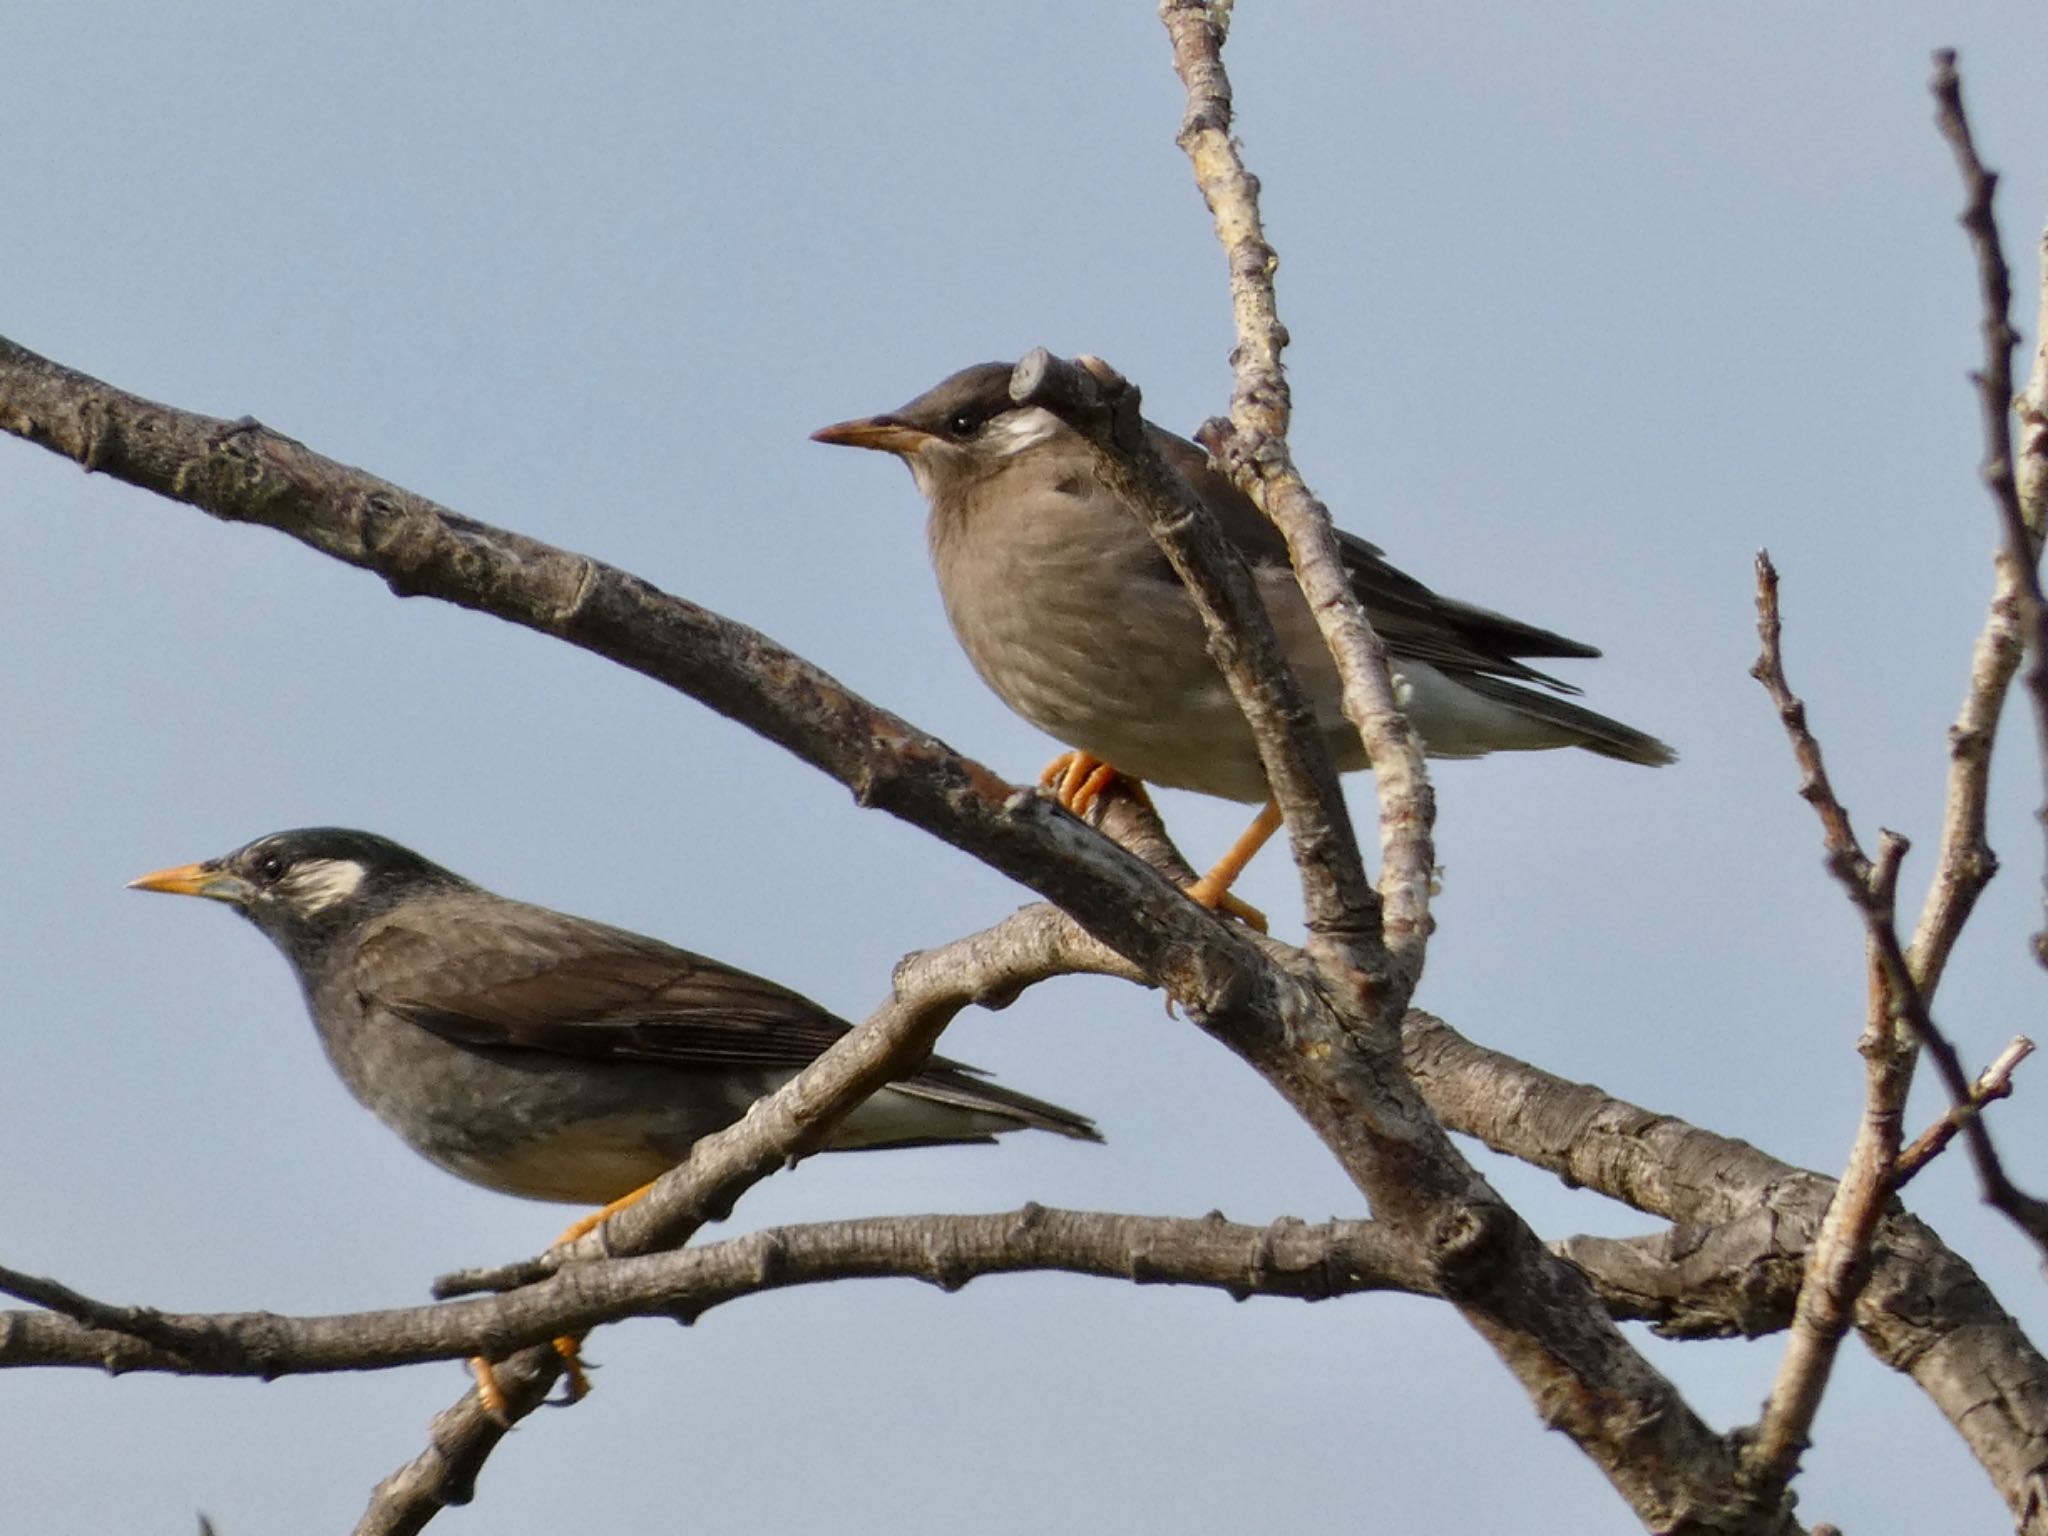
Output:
left=5, top=4, right=2047, bottom=1530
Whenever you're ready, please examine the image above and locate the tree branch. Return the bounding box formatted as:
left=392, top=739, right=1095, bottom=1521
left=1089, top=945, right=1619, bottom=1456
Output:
left=1754, top=551, right=2048, bottom=1261
left=1929, top=50, right=2048, bottom=970
left=0, top=1207, right=1430, bottom=1379
left=1404, top=1011, right=2048, bottom=1532
left=1743, top=558, right=1916, bottom=1501
left=1894, top=1035, right=2036, bottom=1187
left=1162, top=0, right=1436, bottom=993
left=0, top=334, right=1264, bottom=1017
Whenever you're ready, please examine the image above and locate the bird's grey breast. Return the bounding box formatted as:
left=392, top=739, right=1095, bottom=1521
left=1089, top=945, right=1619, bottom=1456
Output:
left=926, top=463, right=1273, bottom=799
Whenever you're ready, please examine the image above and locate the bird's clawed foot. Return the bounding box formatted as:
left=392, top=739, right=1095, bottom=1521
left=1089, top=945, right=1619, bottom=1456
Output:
left=467, top=1177, right=662, bottom=1419
left=1040, top=751, right=1123, bottom=817
left=550, top=1337, right=594, bottom=1404
left=1041, top=753, right=1271, bottom=932
left=468, top=1339, right=592, bottom=1423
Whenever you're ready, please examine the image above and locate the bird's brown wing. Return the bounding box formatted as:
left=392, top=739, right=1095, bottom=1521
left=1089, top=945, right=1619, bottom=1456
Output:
left=354, top=898, right=856, bottom=1068
left=1149, top=424, right=1599, bottom=686
left=354, top=896, right=1103, bottom=1141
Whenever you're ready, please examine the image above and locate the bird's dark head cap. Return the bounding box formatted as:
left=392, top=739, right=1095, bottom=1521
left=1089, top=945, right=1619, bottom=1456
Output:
left=130, top=827, right=470, bottom=937
left=812, top=362, right=1074, bottom=499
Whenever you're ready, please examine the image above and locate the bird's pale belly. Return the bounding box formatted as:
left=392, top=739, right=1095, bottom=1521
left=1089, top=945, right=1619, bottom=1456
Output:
left=942, top=568, right=1321, bottom=803
left=988, top=646, right=1277, bottom=799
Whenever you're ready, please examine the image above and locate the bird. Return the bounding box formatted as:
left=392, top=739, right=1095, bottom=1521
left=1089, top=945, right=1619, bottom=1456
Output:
left=813, top=360, right=1673, bottom=919
left=130, top=826, right=1098, bottom=1408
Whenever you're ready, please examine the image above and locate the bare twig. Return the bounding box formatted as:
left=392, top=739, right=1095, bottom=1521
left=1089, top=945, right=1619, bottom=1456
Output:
left=1748, top=558, right=1875, bottom=889
left=0, top=1266, right=202, bottom=1356
left=1929, top=50, right=2048, bottom=968
left=1895, top=1035, right=2037, bottom=1188
left=1161, top=0, right=1436, bottom=993
left=1744, top=557, right=1915, bottom=1498
left=1751, top=556, right=2014, bottom=1157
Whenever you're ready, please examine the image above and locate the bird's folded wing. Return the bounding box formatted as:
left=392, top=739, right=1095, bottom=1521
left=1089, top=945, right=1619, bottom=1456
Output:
left=1154, top=424, right=1600, bottom=685
left=356, top=904, right=859, bottom=1069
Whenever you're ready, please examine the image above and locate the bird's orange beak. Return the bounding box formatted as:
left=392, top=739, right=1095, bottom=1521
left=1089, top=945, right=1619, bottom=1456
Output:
left=810, top=416, right=931, bottom=455
left=128, top=861, right=252, bottom=903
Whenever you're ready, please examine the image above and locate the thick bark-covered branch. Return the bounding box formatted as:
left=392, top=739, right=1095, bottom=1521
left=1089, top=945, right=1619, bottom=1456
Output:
left=0, top=1207, right=1428, bottom=1377
left=0, top=335, right=1266, bottom=1019
left=1405, top=1012, right=2048, bottom=1532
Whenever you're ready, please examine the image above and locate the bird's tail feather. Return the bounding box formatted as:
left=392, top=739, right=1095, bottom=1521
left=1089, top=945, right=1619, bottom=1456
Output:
left=901, top=1062, right=1104, bottom=1142
left=1457, top=673, right=1676, bottom=766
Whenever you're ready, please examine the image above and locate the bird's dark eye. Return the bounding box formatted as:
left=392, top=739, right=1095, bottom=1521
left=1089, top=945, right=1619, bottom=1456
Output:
left=254, top=852, right=288, bottom=882
left=944, top=409, right=982, bottom=439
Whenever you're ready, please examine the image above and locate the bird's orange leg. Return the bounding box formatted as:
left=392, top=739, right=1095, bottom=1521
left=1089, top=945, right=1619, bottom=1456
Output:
left=1040, top=754, right=1272, bottom=932
left=1184, top=800, right=1282, bottom=931
left=470, top=1180, right=661, bottom=1419
left=551, top=1181, right=657, bottom=1248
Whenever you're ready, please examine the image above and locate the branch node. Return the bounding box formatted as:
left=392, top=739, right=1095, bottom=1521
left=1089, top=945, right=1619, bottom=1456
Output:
left=1425, top=1200, right=1514, bottom=1298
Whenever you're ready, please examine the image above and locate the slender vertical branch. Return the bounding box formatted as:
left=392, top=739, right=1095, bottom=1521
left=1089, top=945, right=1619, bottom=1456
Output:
left=1928, top=50, right=2048, bottom=969
left=1160, top=0, right=1436, bottom=994
left=1743, top=558, right=1913, bottom=1497
left=1753, top=555, right=2048, bottom=1258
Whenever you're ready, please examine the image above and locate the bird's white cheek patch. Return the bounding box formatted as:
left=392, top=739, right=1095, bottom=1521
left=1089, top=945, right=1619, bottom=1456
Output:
left=985, top=407, right=1064, bottom=458
left=279, top=858, right=368, bottom=914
